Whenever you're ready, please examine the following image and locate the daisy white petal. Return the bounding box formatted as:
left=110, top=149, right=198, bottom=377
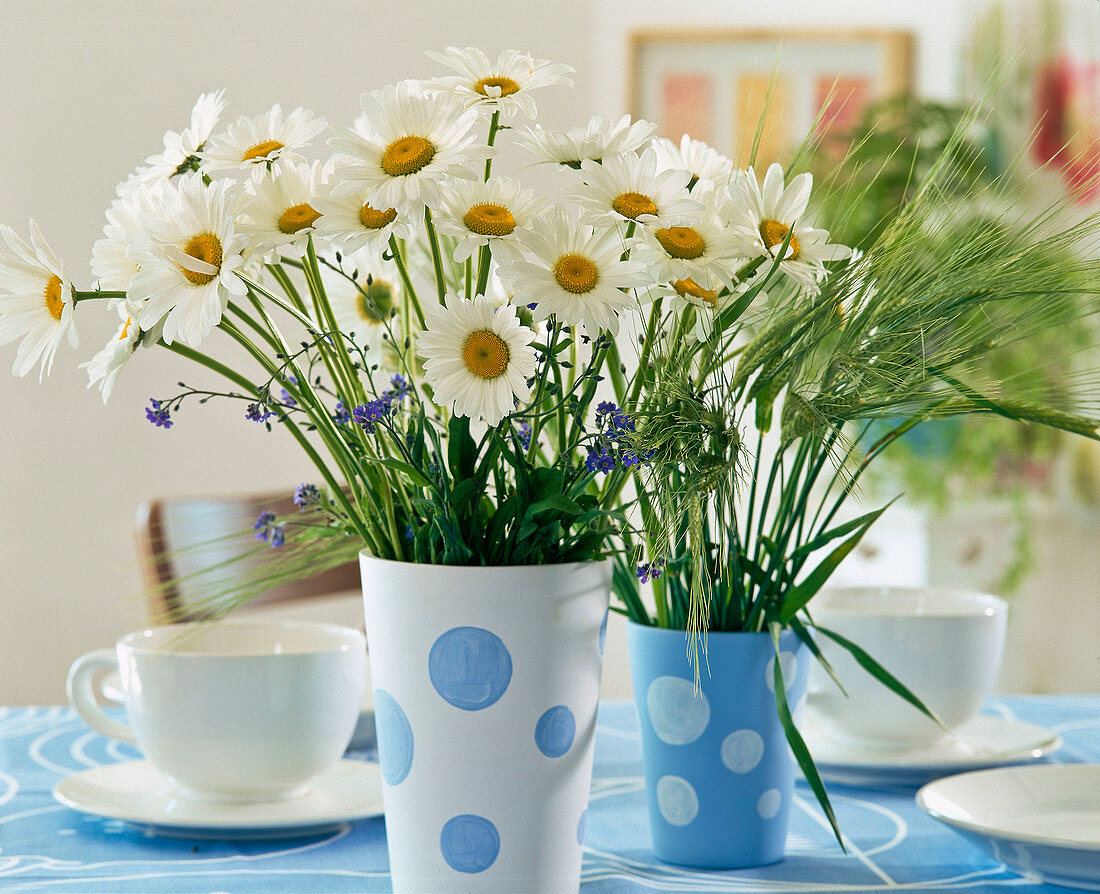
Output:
left=417, top=293, right=537, bottom=426
left=311, top=185, right=416, bottom=255
left=238, top=160, right=327, bottom=260
left=435, top=176, right=544, bottom=263
left=496, top=205, right=648, bottom=334
left=727, top=163, right=852, bottom=295
left=0, top=221, right=77, bottom=378
left=515, top=114, right=657, bottom=168
left=132, top=90, right=228, bottom=187
left=324, top=246, right=402, bottom=362
left=80, top=301, right=141, bottom=402
left=200, top=104, right=327, bottom=176
left=572, top=147, right=703, bottom=228
left=328, top=80, right=489, bottom=215
left=130, top=175, right=249, bottom=347
left=652, top=134, right=736, bottom=190
left=633, top=182, right=746, bottom=289
left=424, top=47, right=573, bottom=120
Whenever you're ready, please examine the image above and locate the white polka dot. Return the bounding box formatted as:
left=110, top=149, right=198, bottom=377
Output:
left=656, top=775, right=699, bottom=826
left=765, top=651, right=799, bottom=692
left=647, top=676, right=710, bottom=745
left=721, top=729, right=765, bottom=774
left=758, top=788, right=782, bottom=819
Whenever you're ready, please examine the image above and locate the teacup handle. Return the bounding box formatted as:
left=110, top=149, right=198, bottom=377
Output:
left=66, top=649, right=135, bottom=744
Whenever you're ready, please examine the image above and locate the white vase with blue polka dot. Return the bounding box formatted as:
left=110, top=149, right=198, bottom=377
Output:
left=627, top=621, right=809, bottom=868
left=360, top=553, right=611, bottom=893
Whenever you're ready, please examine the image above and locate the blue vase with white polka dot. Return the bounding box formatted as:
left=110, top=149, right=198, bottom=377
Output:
left=627, top=621, right=809, bottom=868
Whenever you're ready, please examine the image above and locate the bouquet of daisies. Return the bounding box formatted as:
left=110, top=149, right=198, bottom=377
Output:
left=15, top=45, right=1100, bottom=842
left=0, top=47, right=855, bottom=608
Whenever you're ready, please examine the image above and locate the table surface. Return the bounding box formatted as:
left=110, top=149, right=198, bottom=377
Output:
left=0, top=696, right=1096, bottom=893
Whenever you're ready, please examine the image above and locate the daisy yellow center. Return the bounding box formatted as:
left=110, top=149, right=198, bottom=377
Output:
left=655, top=226, right=705, bottom=260
left=381, top=135, right=436, bottom=176
left=673, top=278, right=718, bottom=307
left=463, top=329, right=510, bottom=379
left=360, top=203, right=398, bottom=230
left=119, top=317, right=133, bottom=340
left=43, top=275, right=65, bottom=321
left=476, top=76, right=521, bottom=97
left=180, top=233, right=223, bottom=285
left=278, top=202, right=321, bottom=234
left=242, top=139, right=284, bottom=162
left=612, top=191, right=658, bottom=220
left=356, top=279, right=396, bottom=323
left=760, top=220, right=800, bottom=259
left=464, top=202, right=516, bottom=237
left=553, top=254, right=599, bottom=294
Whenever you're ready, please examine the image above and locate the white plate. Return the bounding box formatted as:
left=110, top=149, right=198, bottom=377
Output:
left=803, top=712, right=1062, bottom=786
left=53, top=758, right=384, bottom=840
left=918, top=764, right=1100, bottom=891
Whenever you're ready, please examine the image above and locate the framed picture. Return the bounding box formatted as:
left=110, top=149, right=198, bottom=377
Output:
left=627, top=28, right=915, bottom=169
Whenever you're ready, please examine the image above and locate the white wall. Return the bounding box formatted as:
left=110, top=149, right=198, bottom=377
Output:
left=3, top=0, right=1088, bottom=705
left=0, top=0, right=597, bottom=704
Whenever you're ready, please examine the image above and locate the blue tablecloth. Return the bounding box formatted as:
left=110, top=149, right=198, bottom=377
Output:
left=0, top=697, right=1095, bottom=892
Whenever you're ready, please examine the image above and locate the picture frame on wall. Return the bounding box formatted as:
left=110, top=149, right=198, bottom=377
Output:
left=627, top=28, right=915, bottom=169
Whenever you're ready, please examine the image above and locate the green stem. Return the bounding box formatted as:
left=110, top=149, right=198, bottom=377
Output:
left=424, top=207, right=447, bottom=304
left=627, top=298, right=664, bottom=409
left=163, top=341, right=377, bottom=549
left=388, top=235, right=428, bottom=330
left=484, top=109, right=501, bottom=181
left=73, top=290, right=127, bottom=303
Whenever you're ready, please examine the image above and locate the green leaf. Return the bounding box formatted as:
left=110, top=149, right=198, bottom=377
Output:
left=372, top=457, right=432, bottom=488
left=528, top=494, right=582, bottom=515
left=769, top=622, right=844, bottom=850
left=447, top=414, right=477, bottom=481
left=789, top=616, right=847, bottom=697
left=814, top=625, right=947, bottom=729
left=779, top=500, right=894, bottom=623
left=790, top=503, right=893, bottom=562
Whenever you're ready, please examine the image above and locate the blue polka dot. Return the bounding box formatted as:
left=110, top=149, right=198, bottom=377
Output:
left=429, top=627, right=512, bottom=711
left=598, top=609, right=609, bottom=655
left=577, top=809, right=588, bottom=845
left=534, top=705, right=576, bottom=757
left=440, top=814, right=500, bottom=873
left=373, top=689, right=413, bottom=785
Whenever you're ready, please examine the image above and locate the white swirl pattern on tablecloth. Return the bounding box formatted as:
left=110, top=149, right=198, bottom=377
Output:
left=0, top=700, right=1091, bottom=891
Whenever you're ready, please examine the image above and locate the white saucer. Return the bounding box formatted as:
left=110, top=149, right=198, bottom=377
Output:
left=918, top=764, right=1100, bottom=891
left=803, top=712, right=1062, bottom=786
left=53, top=758, right=384, bottom=839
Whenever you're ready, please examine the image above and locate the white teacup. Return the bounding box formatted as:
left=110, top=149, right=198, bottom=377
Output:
left=67, top=620, right=366, bottom=802
left=807, top=587, right=1007, bottom=750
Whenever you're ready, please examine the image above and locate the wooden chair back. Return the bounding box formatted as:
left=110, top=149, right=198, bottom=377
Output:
left=134, top=491, right=362, bottom=623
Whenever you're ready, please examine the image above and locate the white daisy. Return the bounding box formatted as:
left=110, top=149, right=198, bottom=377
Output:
left=237, top=161, right=326, bottom=259
left=132, top=90, right=227, bottom=186
left=199, top=104, right=327, bottom=176
left=329, top=79, right=487, bottom=214
left=0, top=221, right=77, bottom=378
left=424, top=47, right=573, bottom=120
left=728, top=163, right=852, bottom=294
left=90, top=180, right=169, bottom=291
left=130, top=174, right=248, bottom=347
left=81, top=299, right=142, bottom=402
left=435, top=176, right=544, bottom=263
left=496, top=205, right=648, bottom=333
left=311, top=186, right=416, bottom=256
left=418, top=293, right=536, bottom=426
left=323, top=247, right=402, bottom=359
left=572, top=147, right=703, bottom=228
left=634, top=182, right=746, bottom=291
left=664, top=273, right=768, bottom=342
left=515, top=114, right=657, bottom=168
left=653, top=135, right=735, bottom=190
